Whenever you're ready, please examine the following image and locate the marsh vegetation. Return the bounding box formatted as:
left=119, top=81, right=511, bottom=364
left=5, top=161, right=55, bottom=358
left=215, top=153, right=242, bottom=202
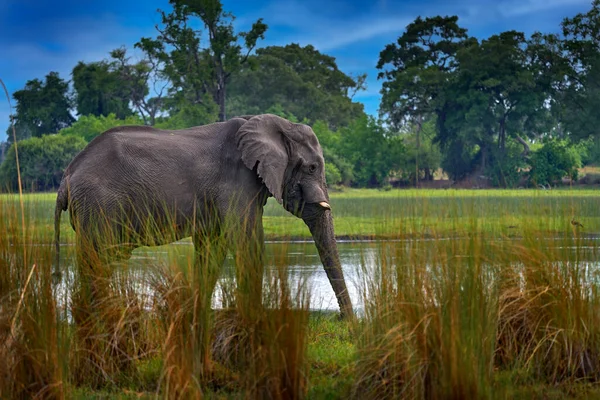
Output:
left=1, top=189, right=599, bottom=399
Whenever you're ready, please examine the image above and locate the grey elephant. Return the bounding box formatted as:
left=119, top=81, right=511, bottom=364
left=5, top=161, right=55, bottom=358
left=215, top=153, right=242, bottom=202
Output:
left=54, top=114, right=353, bottom=318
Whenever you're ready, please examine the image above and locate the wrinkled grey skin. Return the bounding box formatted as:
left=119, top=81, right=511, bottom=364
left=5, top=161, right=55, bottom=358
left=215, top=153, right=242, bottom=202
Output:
left=54, top=114, right=353, bottom=318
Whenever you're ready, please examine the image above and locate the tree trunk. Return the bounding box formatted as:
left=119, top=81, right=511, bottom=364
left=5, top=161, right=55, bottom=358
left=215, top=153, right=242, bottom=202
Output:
left=480, top=144, right=488, bottom=172
left=218, top=75, right=226, bottom=122
left=515, top=134, right=530, bottom=158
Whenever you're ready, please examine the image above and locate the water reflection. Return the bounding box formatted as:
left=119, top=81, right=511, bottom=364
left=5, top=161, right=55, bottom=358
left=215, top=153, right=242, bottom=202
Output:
left=55, top=238, right=600, bottom=315
left=132, top=241, right=372, bottom=312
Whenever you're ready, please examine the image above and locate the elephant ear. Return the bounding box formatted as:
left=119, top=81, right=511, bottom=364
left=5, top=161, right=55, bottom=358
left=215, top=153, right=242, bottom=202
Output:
left=236, top=114, right=292, bottom=203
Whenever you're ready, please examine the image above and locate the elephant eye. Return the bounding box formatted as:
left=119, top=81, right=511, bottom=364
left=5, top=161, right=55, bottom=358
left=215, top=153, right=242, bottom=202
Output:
left=308, top=164, right=317, bottom=174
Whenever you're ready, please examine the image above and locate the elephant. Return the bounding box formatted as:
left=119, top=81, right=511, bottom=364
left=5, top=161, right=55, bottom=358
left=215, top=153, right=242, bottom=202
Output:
left=53, top=114, right=353, bottom=319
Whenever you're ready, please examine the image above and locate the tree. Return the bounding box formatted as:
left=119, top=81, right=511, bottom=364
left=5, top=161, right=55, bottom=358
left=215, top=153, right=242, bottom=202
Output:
left=8, top=72, right=74, bottom=143
left=377, top=16, right=471, bottom=130
left=72, top=60, right=133, bottom=119
left=442, top=31, right=549, bottom=176
left=554, top=0, right=600, bottom=142
left=378, top=16, right=560, bottom=184
left=0, top=135, right=86, bottom=191
left=376, top=16, right=477, bottom=181
left=109, top=47, right=167, bottom=126
left=339, top=115, right=405, bottom=187
left=137, top=0, right=267, bottom=122
left=227, top=44, right=366, bottom=129
left=398, top=118, right=442, bottom=184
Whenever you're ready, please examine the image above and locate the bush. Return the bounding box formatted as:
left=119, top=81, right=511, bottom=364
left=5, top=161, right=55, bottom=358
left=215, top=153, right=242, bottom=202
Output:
left=322, top=147, right=353, bottom=186
left=528, top=139, right=581, bottom=186
left=155, top=98, right=218, bottom=130
left=0, top=134, right=87, bottom=191
left=59, top=113, right=144, bottom=142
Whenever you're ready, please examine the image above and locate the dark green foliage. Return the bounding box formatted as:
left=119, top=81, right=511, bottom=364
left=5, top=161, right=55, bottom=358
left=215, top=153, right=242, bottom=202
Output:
left=0, top=135, right=86, bottom=191
left=72, top=61, right=133, bottom=119
left=377, top=16, right=564, bottom=184
left=227, top=44, right=366, bottom=129
left=377, top=16, right=470, bottom=129
left=580, top=136, right=600, bottom=166
left=440, top=140, right=479, bottom=181
left=556, top=0, right=600, bottom=142
left=485, top=145, right=527, bottom=188
left=529, top=139, right=582, bottom=186
left=8, top=72, right=74, bottom=143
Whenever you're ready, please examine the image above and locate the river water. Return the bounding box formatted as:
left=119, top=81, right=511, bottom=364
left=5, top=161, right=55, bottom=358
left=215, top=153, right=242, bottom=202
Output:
left=130, top=240, right=374, bottom=312
left=56, top=237, right=600, bottom=315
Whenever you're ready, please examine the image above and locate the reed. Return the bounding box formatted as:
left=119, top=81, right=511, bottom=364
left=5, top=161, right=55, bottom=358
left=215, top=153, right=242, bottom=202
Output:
left=0, top=188, right=598, bottom=398
left=352, top=200, right=600, bottom=399
left=0, top=197, right=63, bottom=399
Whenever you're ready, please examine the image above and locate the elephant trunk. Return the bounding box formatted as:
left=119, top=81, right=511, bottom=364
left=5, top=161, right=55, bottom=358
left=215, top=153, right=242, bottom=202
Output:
left=303, top=206, right=353, bottom=319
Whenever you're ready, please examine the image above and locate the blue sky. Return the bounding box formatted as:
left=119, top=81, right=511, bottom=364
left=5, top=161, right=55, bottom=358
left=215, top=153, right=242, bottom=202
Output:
left=0, top=0, right=593, bottom=141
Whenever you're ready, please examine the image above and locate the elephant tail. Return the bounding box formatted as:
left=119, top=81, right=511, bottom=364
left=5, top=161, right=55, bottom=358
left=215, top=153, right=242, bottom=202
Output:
left=54, top=180, right=68, bottom=277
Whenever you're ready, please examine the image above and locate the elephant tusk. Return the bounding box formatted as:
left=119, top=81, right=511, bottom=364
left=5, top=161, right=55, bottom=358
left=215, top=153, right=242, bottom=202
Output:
left=319, top=201, right=331, bottom=210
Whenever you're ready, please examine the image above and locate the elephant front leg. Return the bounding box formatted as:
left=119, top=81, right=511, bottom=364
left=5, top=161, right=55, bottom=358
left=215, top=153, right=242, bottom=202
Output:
left=232, top=215, right=265, bottom=320
left=191, top=233, right=228, bottom=377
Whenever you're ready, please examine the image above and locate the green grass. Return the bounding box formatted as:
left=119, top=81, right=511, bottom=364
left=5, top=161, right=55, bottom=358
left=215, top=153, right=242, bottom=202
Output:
left=1, top=188, right=600, bottom=399
left=2, top=188, right=599, bottom=241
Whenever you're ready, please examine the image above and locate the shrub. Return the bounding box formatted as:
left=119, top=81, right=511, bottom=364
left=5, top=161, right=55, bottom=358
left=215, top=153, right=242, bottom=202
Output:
left=0, top=134, right=86, bottom=191
left=59, top=113, right=144, bottom=142
left=528, top=139, right=581, bottom=186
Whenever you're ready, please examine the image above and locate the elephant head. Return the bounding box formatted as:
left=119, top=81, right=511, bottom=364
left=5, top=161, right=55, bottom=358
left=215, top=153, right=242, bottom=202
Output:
left=236, top=114, right=353, bottom=318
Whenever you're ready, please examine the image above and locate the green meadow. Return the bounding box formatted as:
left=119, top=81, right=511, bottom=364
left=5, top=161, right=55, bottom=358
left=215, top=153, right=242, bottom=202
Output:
left=1, top=188, right=600, bottom=399
left=4, top=188, right=599, bottom=241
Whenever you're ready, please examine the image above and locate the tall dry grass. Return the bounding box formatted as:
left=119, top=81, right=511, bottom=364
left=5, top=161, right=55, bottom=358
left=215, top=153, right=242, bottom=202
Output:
left=148, top=214, right=312, bottom=399
left=353, top=212, right=600, bottom=399
left=0, top=198, right=63, bottom=399
left=0, top=79, right=64, bottom=399
left=353, top=232, right=499, bottom=399
left=0, top=125, right=597, bottom=400
left=1, top=184, right=313, bottom=399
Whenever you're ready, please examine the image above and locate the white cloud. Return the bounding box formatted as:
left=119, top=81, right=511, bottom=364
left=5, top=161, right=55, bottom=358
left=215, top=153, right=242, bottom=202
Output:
left=2, top=13, right=152, bottom=87
left=256, top=0, right=411, bottom=51
left=0, top=13, right=155, bottom=140
left=498, top=0, right=590, bottom=17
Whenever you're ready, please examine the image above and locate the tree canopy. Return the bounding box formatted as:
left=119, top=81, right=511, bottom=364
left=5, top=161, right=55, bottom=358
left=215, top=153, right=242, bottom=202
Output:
left=377, top=10, right=599, bottom=184
left=8, top=72, right=74, bottom=143
left=136, top=0, right=267, bottom=122
left=227, top=44, right=366, bottom=129
left=3, top=0, right=600, bottom=191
